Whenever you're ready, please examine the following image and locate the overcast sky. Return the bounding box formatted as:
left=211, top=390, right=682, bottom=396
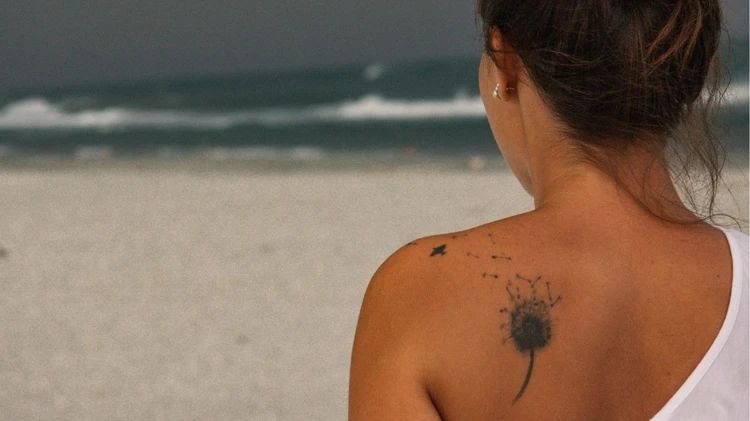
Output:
left=1, top=0, right=747, bottom=89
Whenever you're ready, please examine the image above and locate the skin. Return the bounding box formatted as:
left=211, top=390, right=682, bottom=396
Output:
left=349, top=31, right=733, bottom=421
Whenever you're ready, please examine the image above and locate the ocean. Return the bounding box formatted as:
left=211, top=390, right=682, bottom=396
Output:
left=0, top=41, right=747, bottom=161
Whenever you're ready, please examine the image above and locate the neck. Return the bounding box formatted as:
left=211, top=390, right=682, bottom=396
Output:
left=518, top=90, right=697, bottom=224
left=532, top=153, right=692, bottom=221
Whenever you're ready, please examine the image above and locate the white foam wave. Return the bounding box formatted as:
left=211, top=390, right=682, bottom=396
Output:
left=314, top=93, right=485, bottom=121
left=0, top=95, right=487, bottom=131
left=0, top=98, right=239, bottom=131
left=0, top=85, right=745, bottom=132
left=723, top=83, right=749, bottom=105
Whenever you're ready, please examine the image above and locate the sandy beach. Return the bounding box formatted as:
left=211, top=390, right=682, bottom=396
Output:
left=0, top=160, right=745, bottom=421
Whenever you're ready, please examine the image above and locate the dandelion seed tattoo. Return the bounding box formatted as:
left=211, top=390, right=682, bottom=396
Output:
left=499, top=274, right=562, bottom=404
left=430, top=244, right=447, bottom=257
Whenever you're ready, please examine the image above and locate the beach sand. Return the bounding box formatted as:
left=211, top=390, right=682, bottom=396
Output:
left=0, top=161, right=745, bottom=420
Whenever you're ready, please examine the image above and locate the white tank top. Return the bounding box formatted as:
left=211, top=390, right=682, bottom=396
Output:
left=650, top=227, right=749, bottom=421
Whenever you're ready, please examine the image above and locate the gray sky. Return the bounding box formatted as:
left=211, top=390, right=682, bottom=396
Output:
left=1, top=0, right=747, bottom=89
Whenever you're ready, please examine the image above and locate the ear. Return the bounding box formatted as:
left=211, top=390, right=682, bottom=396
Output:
left=488, top=28, right=520, bottom=100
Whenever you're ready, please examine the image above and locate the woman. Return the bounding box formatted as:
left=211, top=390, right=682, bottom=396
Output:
left=350, top=1, right=748, bottom=420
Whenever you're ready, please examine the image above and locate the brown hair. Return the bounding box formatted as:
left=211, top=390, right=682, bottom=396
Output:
left=477, top=0, right=734, bottom=224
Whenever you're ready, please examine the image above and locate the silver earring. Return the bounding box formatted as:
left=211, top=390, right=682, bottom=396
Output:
left=493, top=83, right=515, bottom=99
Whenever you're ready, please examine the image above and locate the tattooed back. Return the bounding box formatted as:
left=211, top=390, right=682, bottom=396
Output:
left=350, top=211, right=732, bottom=420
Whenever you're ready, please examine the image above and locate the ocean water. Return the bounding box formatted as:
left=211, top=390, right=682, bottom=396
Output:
left=0, top=41, right=747, bottom=160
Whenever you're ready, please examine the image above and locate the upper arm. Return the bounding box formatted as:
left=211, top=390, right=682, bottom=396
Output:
left=349, top=243, right=443, bottom=421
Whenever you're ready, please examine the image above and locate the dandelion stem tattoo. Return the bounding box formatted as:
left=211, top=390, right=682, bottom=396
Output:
left=499, top=274, right=562, bottom=404
left=518, top=348, right=535, bottom=403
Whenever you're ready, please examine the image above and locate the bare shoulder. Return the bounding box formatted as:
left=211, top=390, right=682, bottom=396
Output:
left=355, top=231, right=473, bottom=335
left=348, top=233, right=467, bottom=421
left=354, top=215, right=557, bottom=355
left=361, top=215, right=555, bottom=318
left=352, top=216, right=613, bottom=417
left=360, top=225, right=507, bottom=307
left=354, top=214, right=733, bottom=419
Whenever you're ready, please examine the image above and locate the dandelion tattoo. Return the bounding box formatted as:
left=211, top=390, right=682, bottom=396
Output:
left=499, top=274, right=562, bottom=404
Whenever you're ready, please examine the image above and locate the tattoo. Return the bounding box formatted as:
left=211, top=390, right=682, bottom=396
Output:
left=430, top=244, right=447, bottom=257
left=499, top=274, right=562, bottom=404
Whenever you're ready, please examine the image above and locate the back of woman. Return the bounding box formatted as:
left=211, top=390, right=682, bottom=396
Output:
left=349, top=1, right=749, bottom=420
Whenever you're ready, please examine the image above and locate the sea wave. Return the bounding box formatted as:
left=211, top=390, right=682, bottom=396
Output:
left=0, top=84, right=746, bottom=132
left=724, top=83, right=749, bottom=104
left=0, top=94, right=486, bottom=131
